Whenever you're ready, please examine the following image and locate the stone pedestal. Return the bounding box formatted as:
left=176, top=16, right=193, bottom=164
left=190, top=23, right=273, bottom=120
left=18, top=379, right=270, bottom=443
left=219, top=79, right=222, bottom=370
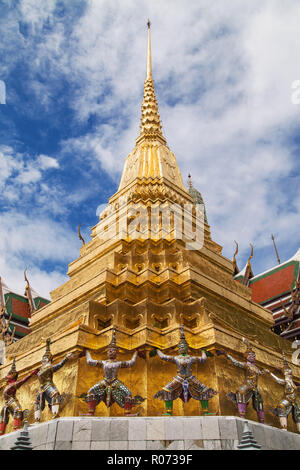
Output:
left=1, top=416, right=300, bottom=450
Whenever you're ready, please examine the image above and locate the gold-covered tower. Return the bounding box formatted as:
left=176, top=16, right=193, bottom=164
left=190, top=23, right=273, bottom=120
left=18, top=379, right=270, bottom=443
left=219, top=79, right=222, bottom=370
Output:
left=1, top=22, right=299, bottom=432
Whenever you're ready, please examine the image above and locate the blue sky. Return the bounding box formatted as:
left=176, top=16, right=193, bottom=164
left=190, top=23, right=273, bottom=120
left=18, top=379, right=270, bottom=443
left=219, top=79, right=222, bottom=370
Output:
left=0, top=0, right=299, bottom=298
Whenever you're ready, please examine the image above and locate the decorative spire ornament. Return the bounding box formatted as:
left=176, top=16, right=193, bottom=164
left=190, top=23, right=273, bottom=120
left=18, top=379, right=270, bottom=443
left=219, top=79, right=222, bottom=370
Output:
left=146, top=19, right=152, bottom=80
left=241, top=244, right=254, bottom=286
left=271, top=234, right=281, bottom=265
left=136, top=20, right=166, bottom=145
left=10, top=420, right=33, bottom=451
left=42, top=338, right=53, bottom=362
left=7, top=357, right=18, bottom=380
left=178, top=324, right=189, bottom=352
left=232, top=240, right=239, bottom=276
left=108, top=328, right=118, bottom=351
left=237, top=421, right=261, bottom=450
left=117, top=20, right=186, bottom=193
left=78, top=224, right=86, bottom=246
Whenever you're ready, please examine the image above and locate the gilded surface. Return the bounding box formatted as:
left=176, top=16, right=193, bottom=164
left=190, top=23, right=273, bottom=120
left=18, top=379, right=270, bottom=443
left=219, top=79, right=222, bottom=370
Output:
left=1, top=23, right=299, bottom=434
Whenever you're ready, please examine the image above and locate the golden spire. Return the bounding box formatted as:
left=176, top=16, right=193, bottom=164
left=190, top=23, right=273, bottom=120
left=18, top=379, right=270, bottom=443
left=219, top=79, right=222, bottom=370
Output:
left=136, top=20, right=166, bottom=145
left=147, top=19, right=152, bottom=80
left=116, top=21, right=187, bottom=193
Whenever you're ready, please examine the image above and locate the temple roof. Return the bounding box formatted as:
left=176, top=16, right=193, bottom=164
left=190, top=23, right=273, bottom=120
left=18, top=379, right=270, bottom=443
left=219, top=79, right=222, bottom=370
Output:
left=251, top=248, right=300, bottom=283
left=249, top=248, right=300, bottom=305
left=0, top=275, right=50, bottom=341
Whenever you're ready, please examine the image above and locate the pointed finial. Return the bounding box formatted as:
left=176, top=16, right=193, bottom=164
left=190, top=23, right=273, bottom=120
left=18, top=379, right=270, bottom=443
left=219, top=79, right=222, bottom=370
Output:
left=146, top=19, right=152, bottom=80
left=9, top=357, right=17, bottom=375
left=24, top=269, right=36, bottom=314
left=233, top=240, right=239, bottom=258
left=232, top=240, right=239, bottom=276
left=78, top=224, right=86, bottom=246
left=135, top=20, right=166, bottom=145
left=178, top=324, right=189, bottom=351
left=248, top=243, right=254, bottom=263
left=188, top=174, right=193, bottom=190
left=271, top=234, right=281, bottom=265
left=42, top=338, right=53, bottom=362
left=108, top=327, right=118, bottom=351
left=24, top=268, right=29, bottom=287
left=7, top=357, right=18, bottom=379
left=237, top=421, right=261, bottom=450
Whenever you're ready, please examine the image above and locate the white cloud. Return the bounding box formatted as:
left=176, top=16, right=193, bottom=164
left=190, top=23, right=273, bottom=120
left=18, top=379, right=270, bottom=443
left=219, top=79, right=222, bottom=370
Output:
left=38, top=154, right=59, bottom=170
left=0, top=146, right=59, bottom=190
left=15, top=167, right=42, bottom=184
left=0, top=211, right=78, bottom=298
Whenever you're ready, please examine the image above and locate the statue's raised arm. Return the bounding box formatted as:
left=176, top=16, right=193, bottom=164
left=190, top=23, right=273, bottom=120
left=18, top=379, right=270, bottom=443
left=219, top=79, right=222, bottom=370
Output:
left=120, top=350, right=138, bottom=368
left=192, top=349, right=207, bottom=364
left=86, top=350, right=103, bottom=368
left=156, top=348, right=175, bottom=363
left=52, top=352, right=73, bottom=373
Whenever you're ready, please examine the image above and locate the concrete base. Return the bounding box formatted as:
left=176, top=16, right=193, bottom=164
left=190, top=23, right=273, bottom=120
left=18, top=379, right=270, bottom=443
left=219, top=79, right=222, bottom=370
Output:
left=1, top=416, right=300, bottom=450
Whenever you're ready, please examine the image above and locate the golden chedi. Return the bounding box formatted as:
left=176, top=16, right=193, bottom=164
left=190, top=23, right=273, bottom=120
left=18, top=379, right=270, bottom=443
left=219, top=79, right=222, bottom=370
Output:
left=0, top=21, right=300, bottom=433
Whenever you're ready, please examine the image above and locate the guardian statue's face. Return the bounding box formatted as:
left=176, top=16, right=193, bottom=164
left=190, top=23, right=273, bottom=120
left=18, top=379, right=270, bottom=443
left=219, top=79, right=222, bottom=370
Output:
left=6, top=373, right=17, bottom=384
left=178, top=344, right=188, bottom=355
left=107, top=347, right=117, bottom=360
left=247, top=352, right=256, bottom=363
left=42, top=357, right=51, bottom=367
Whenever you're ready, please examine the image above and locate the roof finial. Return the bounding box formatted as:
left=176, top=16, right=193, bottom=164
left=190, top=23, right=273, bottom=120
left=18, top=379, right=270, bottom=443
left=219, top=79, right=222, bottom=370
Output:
left=271, top=234, right=281, bottom=265
left=188, top=174, right=193, bottom=190
left=24, top=269, right=36, bottom=314
left=241, top=243, right=254, bottom=286
left=147, top=19, right=152, bottom=80
left=233, top=240, right=239, bottom=276
left=78, top=224, right=86, bottom=246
